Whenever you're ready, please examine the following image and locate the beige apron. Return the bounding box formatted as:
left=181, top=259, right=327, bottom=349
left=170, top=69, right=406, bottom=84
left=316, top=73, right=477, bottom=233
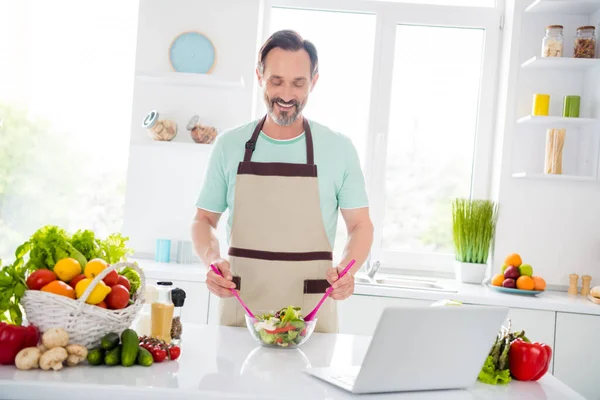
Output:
left=217, top=115, right=338, bottom=333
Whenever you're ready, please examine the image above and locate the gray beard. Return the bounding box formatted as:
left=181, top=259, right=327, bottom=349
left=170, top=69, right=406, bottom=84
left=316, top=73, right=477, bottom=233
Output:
left=265, top=95, right=305, bottom=126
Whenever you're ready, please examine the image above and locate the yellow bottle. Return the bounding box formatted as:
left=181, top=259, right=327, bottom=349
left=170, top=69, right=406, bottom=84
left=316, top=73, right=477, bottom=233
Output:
left=532, top=94, right=550, bottom=116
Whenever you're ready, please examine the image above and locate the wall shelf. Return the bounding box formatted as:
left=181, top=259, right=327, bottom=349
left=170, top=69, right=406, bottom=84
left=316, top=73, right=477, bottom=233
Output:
left=525, top=0, right=600, bottom=15
left=521, top=56, right=600, bottom=71
left=517, top=115, right=599, bottom=127
left=512, top=172, right=597, bottom=181
left=135, top=72, right=245, bottom=89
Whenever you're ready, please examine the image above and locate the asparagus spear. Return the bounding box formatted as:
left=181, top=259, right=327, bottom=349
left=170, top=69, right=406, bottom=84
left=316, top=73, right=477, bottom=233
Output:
left=499, top=335, right=511, bottom=371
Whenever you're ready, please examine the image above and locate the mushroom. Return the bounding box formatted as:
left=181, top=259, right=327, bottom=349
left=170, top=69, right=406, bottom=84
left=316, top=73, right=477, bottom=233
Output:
left=15, top=347, right=42, bottom=370
left=39, top=347, right=68, bottom=371
left=41, top=328, right=69, bottom=349
left=37, top=344, right=47, bottom=353
left=65, top=344, right=88, bottom=366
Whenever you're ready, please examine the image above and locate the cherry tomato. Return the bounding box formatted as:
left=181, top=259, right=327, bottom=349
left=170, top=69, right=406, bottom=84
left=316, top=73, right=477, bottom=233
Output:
left=117, top=275, right=131, bottom=291
left=168, top=345, right=181, bottom=360
left=151, top=347, right=167, bottom=363
left=26, top=270, right=57, bottom=290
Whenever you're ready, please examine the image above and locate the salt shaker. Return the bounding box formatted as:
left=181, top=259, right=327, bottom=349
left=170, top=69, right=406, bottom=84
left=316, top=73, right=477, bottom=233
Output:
left=170, top=287, right=186, bottom=346
left=568, top=274, right=579, bottom=296
left=581, top=276, right=592, bottom=297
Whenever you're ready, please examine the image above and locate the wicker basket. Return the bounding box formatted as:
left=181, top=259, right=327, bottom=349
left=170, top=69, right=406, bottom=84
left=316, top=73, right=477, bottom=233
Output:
left=21, top=261, right=145, bottom=349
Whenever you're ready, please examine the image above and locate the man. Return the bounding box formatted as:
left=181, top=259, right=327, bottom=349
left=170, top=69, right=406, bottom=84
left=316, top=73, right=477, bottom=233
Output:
left=191, top=30, right=373, bottom=333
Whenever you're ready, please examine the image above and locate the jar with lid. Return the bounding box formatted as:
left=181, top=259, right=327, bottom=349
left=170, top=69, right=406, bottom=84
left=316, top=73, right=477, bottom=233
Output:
left=151, top=281, right=175, bottom=343
left=574, top=26, right=596, bottom=58
left=142, top=110, right=177, bottom=141
left=541, top=25, right=564, bottom=57
left=170, top=287, right=186, bottom=346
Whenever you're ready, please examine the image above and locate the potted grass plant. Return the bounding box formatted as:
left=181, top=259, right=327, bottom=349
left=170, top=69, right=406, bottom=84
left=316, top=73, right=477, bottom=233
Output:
left=452, top=198, right=499, bottom=284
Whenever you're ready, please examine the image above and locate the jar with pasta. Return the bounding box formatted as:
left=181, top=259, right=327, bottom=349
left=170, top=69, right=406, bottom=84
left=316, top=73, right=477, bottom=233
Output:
left=574, top=26, right=596, bottom=59
left=143, top=110, right=178, bottom=141
left=541, top=25, right=564, bottom=57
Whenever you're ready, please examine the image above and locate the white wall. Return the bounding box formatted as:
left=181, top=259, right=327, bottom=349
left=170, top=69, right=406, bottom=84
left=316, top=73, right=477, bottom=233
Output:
left=491, top=0, right=600, bottom=287
left=122, top=0, right=264, bottom=259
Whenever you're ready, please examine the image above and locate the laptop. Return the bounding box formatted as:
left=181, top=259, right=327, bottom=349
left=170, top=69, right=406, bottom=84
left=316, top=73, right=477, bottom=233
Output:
left=305, top=305, right=509, bottom=394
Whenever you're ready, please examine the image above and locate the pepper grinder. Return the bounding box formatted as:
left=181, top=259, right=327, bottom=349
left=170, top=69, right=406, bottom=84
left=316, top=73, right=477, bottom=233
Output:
left=568, top=274, right=579, bottom=296
left=170, top=287, right=186, bottom=346
left=581, top=275, right=592, bottom=297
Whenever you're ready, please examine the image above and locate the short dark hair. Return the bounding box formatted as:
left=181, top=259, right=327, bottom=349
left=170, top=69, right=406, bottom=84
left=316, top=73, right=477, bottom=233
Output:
left=257, top=30, right=318, bottom=78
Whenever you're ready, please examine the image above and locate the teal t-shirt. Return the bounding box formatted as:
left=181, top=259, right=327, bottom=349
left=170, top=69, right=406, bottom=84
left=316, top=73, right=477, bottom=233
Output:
left=195, top=118, right=369, bottom=248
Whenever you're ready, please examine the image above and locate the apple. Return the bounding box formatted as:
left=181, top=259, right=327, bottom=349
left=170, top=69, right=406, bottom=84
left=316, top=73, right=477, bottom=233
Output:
left=502, top=278, right=516, bottom=288
left=504, top=266, right=521, bottom=280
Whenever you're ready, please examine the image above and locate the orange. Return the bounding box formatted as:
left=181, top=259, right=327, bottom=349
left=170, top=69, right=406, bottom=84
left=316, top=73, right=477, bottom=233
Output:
left=41, top=280, right=76, bottom=299
left=505, top=253, right=522, bottom=267
left=516, top=276, right=535, bottom=291
left=491, top=273, right=505, bottom=287
left=533, top=276, right=546, bottom=291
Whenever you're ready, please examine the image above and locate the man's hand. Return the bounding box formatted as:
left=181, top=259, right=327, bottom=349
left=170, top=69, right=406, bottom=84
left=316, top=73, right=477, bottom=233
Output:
left=326, top=265, right=355, bottom=300
left=206, top=258, right=236, bottom=298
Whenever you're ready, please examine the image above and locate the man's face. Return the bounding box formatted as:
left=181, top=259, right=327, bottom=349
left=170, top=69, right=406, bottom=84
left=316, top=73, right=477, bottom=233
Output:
left=257, top=47, right=318, bottom=126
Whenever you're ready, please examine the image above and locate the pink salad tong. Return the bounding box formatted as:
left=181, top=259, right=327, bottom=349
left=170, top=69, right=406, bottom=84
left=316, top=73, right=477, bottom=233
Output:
left=304, top=259, right=356, bottom=322
left=210, top=263, right=255, bottom=318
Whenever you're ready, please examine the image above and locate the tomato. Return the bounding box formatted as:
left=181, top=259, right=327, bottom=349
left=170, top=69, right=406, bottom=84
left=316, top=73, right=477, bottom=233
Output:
left=117, top=275, right=131, bottom=291
left=168, top=345, right=181, bottom=361
left=102, top=270, right=119, bottom=287
left=26, top=270, right=57, bottom=290
left=105, top=284, right=130, bottom=310
left=68, top=274, right=86, bottom=289
left=151, top=347, right=167, bottom=363
left=96, top=301, right=107, bottom=309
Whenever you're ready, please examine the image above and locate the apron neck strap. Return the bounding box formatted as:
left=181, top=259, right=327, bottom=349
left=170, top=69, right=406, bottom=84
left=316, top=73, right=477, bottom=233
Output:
left=244, top=115, right=314, bottom=165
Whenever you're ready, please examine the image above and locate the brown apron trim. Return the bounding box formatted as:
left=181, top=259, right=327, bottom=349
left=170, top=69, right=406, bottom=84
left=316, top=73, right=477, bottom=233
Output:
left=244, top=116, right=314, bottom=165
left=228, top=247, right=333, bottom=261
left=232, top=276, right=241, bottom=291
left=304, top=279, right=330, bottom=294
left=237, top=161, right=317, bottom=177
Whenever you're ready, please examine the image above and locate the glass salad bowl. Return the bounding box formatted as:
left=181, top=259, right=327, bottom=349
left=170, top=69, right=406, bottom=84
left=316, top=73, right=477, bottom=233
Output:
left=245, top=306, right=317, bottom=349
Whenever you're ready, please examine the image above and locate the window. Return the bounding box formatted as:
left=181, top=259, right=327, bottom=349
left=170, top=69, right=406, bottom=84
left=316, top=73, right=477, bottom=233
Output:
left=0, top=1, right=138, bottom=261
left=265, top=0, right=501, bottom=272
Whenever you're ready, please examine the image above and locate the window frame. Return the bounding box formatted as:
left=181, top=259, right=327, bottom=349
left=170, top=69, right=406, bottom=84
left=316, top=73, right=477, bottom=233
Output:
left=260, top=0, right=503, bottom=273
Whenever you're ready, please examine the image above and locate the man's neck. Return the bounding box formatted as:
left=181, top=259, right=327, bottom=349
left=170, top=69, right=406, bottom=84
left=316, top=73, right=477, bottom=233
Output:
left=262, top=114, right=305, bottom=140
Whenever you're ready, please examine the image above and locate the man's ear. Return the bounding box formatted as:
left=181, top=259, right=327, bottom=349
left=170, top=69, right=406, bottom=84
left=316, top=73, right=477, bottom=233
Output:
left=256, top=68, right=264, bottom=87
left=310, top=72, right=319, bottom=92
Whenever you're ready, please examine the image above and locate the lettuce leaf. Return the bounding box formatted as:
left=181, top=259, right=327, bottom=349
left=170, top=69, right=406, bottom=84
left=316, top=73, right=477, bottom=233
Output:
left=98, top=233, right=133, bottom=264
left=478, top=356, right=512, bottom=385
left=71, top=229, right=102, bottom=261
left=25, top=225, right=87, bottom=271
left=119, top=267, right=141, bottom=295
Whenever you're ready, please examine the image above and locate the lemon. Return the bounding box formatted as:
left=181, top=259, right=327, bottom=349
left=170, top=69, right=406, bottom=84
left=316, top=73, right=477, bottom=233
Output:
left=75, top=278, right=112, bottom=304
left=54, top=258, right=82, bottom=282
left=84, top=258, right=109, bottom=279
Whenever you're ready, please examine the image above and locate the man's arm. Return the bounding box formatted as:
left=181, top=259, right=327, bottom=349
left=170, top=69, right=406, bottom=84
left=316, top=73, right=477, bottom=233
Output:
left=327, top=207, right=374, bottom=300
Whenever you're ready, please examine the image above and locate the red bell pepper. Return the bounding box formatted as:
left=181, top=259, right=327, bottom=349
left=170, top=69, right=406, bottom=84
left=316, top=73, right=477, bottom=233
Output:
left=0, top=323, right=40, bottom=365
left=509, top=338, right=552, bottom=381
left=265, top=325, right=295, bottom=334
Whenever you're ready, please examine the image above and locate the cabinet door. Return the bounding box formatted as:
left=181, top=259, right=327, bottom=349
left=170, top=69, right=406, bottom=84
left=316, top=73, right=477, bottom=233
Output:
left=337, top=295, right=433, bottom=336
left=504, top=308, right=556, bottom=372
left=554, top=313, right=600, bottom=400
left=146, top=278, right=210, bottom=325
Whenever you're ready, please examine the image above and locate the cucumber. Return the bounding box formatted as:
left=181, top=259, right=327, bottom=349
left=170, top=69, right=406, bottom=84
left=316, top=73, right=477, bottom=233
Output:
left=104, top=345, right=121, bottom=366
left=101, top=332, right=120, bottom=351
left=120, top=328, right=140, bottom=367
left=136, top=346, right=153, bottom=367
left=87, top=348, right=104, bottom=365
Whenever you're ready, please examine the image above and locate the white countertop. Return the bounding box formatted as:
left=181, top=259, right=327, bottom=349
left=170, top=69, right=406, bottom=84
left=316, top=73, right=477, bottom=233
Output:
left=135, top=259, right=600, bottom=316
left=0, top=324, right=584, bottom=400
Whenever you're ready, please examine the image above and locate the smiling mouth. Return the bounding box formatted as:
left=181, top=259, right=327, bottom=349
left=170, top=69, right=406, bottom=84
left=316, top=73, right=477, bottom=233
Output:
left=275, top=100, right=296, bottom=110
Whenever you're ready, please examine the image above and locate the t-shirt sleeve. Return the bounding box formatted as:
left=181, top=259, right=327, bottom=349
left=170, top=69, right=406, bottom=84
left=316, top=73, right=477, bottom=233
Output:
left=338, top=137, right=369, bottom=209
left=195, top=136, right=228, bottom=213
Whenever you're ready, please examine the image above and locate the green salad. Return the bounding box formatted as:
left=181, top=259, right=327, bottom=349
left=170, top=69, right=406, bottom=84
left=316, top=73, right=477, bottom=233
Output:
left=253, top=306, right=308, bottom=347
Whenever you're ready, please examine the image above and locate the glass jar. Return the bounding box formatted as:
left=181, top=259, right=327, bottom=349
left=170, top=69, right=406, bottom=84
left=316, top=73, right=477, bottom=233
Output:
left=574, top=26, right=596, bottom=59
left=170, top=287, right=186, bottom=346
left=541, top=25, right=564, bottom=57
left=151, top=281, right=175, bottom=343
left=142, top=110, right=177, bottom=141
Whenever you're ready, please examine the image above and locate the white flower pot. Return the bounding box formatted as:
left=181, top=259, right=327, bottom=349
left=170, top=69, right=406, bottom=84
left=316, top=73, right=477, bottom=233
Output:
left=455, top=261, right=487, bottom=284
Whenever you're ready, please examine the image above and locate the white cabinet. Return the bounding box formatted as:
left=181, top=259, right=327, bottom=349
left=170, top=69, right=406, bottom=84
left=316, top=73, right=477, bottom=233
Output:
left=554, top=312, right=600, bottom=400
left=145, top=278, right=210, bottom=325
left=337, top=294, right=433, bottom=336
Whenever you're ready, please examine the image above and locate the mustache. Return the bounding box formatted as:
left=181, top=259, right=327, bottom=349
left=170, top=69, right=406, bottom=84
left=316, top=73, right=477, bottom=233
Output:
left=271, top=97, right=298, bottom=107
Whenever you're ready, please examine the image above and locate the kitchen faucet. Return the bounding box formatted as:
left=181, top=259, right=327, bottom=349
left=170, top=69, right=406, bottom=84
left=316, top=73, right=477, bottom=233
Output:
left=365, top=259, right=380, bottom=279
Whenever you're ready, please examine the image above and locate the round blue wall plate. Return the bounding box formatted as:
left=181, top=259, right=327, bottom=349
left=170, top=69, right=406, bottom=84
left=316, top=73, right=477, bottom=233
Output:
left=169, top=31, right=216, bottom=74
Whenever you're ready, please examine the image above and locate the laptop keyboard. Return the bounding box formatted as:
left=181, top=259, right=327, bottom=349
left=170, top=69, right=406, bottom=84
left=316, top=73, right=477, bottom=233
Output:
left=331, top=372, right=358, bottom=386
